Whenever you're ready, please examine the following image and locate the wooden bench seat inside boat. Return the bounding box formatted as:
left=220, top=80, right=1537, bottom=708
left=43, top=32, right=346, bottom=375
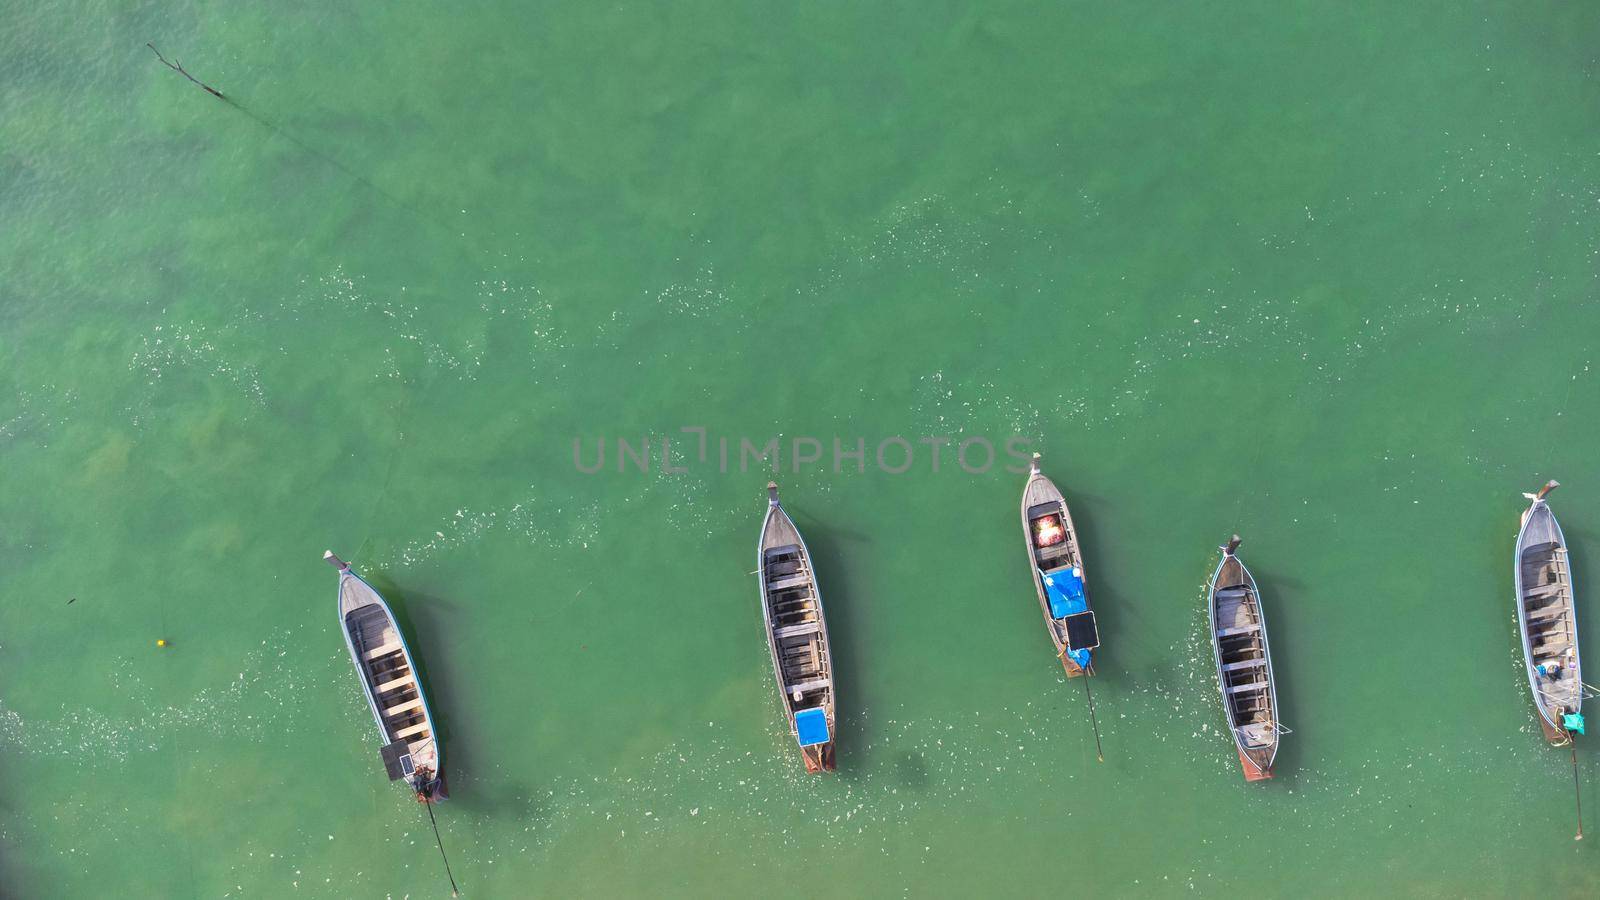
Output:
left=364, top=641, right=402, bottom=661
left=774, top=591, right=817, bottom=611
left=767, top=558, right=804, bottom=576
left=1524, top=582, right=1564, bottom=600
left=393, top=721, right=430, bottom=740
left=384, top=698, right=424, bottom=717
left=375, top=673, right=417, bottom=695
left=788, top=677, right=830, bottom=695
left=767, top=573, right=810, bottom=592
left=780, top=640, right=819, bottom=662
left=1036, top=543, right=1072, bottom=563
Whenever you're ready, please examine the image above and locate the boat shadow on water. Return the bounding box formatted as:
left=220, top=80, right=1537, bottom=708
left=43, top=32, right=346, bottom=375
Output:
left=1064, top=490, right=1118, bottom=672
left=1547, top=520, right=1594, bottom=765
left=1567, top=525, right=1597, bottom=791
left=1564, top=522, right=1597, bottom=692
left=1247, top=564, right=1305, bottom=788
left=790, top=515, right=868, bottom=779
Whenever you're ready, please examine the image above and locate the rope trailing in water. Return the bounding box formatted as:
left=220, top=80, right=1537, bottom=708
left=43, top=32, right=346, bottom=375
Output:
left=146, top=42, right=456, bottom=237
left=1080, top=667, right=1105, bottom=763
left=1059, top=647, right=1104, bottom=762
left=1570, top=737, right=1584, bottom=842
left=423, top=792, right=462, bottom=896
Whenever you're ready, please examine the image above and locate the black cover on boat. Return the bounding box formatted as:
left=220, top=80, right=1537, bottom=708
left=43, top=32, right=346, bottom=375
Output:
left=380, top=739, right=415, bottom=781
left=1063, top=611, right=1100, bottom=651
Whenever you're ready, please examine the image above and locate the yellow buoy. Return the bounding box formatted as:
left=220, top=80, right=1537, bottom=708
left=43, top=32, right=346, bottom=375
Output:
left=156, top=639, right=167, bottom=648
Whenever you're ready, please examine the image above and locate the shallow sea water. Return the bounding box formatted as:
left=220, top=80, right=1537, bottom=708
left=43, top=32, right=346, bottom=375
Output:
left=3, top=2, right=1600, bottom=896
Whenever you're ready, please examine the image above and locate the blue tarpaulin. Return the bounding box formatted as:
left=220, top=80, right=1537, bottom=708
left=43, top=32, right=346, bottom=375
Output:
left=1564, top=712, right=1586, bottom=735
left=795, top=707, right=830, bottom=746
left=1043, top=567, right=1086, bottom=619
left=1042, top=567, right=1091, bottom=669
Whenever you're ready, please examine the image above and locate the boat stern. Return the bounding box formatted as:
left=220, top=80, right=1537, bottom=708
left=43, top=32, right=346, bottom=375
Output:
left=1060, top=653, right=1091, bottom=678
left=413, top=767, right=448, bottom=803
left=795, top=707, right=835, bottom=773
left=1540, top=712, right=1574, bottom=747
left=1239, top=748, right=1273, bottom=782
left=802, top=741, right=837, bottom=773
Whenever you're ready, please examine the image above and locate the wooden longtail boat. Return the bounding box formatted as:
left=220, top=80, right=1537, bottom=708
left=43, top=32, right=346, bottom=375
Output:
left=1515, top=481, right=1584, bottom=747
left=757, top=482, right=836, bottom=773
left=1207, top=535, right=1280, bottom=782
left=1020, top=454, right=1099, bottom=677
left=325, top=551, right=446, bottom=802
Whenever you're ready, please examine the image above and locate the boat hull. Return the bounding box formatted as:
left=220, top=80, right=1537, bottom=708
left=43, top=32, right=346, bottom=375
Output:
left=1020, top=461, right=1094, bottom=678
left=758, top=485, right=838, bottom=773
left=1207, top=540, right=1280, bottom=783
left=803, top=742, right=837, bottom=774
left=333, top=558, right=445, bottom=799
left=1514, top=489, right=1581, bottom=748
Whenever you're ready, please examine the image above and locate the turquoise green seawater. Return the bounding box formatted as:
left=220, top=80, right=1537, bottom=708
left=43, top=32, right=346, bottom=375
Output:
left=4, top=2, right=1600, bottom=896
